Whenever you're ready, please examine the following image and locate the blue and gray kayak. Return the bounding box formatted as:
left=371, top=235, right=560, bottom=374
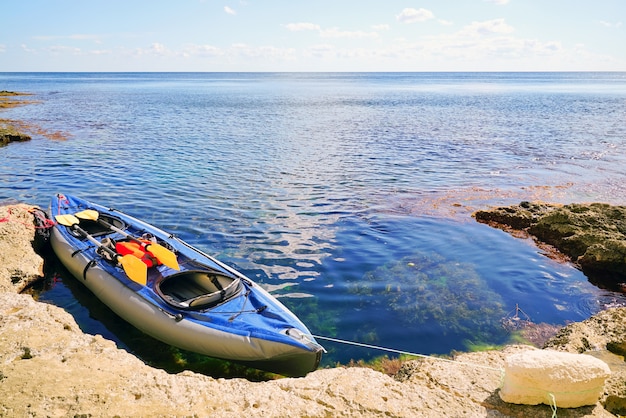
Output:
left=49, top=194, right=323, bottom=376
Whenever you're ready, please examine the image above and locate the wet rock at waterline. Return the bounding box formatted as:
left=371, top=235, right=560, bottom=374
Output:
left=0, top=203, right=45, bottom=292
left=475, top=202, right=626, bottom=287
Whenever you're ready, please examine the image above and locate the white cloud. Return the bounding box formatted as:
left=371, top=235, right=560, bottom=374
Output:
left=48, top=45, right=82, bottom=55
left=405, top=25, right=567, bottom=67
left=396, top=8, right=435, bottom=24
left=0, top=44, right=5, bottom=53
left=372, top=24, right=390, bottom=31
left=598, top=20, right=622, bottom=28
left=89, top=49, right=111, bottom=55
left=320, top=27, right=379, bottom=39
left=183, top=44, right=223, bottom=57
left=284, top=22, right=378, bottom=39
left=131, top=42, right=172, bottom=57
left=306, top=44, right=335, bottom=57
left=230, top=43, right=297, bottom=60
left=150, top=42, right=169, bottom=55
left=21, top=44, right=36, bottom=53
left=438, top=19, right=454, bottom=26
left=284, top=22, right=321, bottom=31
left=224, top=6, right=236, bottom=15
left=460, top=18, right=514, bottom=36
left=484, top=0, right=510, bottom=5
left=32, top=34, right=103, bottom=42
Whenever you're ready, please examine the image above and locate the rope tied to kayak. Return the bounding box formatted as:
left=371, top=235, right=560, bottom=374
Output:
left=0, top=205, right=55, bottom=229
left=311, top=334, right=504, bottom=374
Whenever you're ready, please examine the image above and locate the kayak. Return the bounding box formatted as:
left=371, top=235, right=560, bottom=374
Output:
left=49, top=194, right=324, bottom=376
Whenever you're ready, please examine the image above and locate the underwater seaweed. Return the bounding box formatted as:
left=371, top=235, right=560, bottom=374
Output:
left=350, top=252, right=507, bottom=345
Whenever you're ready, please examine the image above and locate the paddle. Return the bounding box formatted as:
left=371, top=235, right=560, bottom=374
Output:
left=55, top=214, right=148, bottom=285
left=74, top=209, right=180, bottom=271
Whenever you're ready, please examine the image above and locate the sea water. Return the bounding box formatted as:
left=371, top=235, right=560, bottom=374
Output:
left=1, top=72, right=626, bottom=369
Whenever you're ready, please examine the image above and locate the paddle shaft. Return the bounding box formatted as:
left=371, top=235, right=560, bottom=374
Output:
left=94, top=218, right=167, bottom=260
left=71, top=224, right=119, bottom=259
left=95, top=217, right=146, bottom=245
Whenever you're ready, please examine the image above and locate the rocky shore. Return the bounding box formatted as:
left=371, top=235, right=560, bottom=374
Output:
left=0, top=91, right=68, bottom=145
left=1, top=91, right=33, bottom=145
left=2, top=202, right=626, bottom=417
left=475, top=202, right=626, bottom=289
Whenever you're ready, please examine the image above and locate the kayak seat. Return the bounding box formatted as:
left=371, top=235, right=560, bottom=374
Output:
left=69, top=214, right=126, bottom=238
left=156, top=270, right=243, bottom=310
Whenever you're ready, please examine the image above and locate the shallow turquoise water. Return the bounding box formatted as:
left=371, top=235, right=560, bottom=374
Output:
left=2, top=72, right=626, bottom=367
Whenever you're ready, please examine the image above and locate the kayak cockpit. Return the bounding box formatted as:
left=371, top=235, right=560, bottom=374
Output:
left=67, top=213, right=126, bottom=238
left=155, top=270, right=243, bottom=310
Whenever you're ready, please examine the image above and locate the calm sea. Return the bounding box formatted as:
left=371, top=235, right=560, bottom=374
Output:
left=2, top=72, right=626, bottom=370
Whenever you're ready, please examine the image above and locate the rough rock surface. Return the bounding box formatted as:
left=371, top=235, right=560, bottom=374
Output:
left=0, top=203, right=45, bottom=292
left=544, top=308, right=626, bottom=416
left=0, top=91, right=34, bottom=146
left=0, top=127, right=31, bottom=146
left=475, top=202, right=626, bottom=285
left=1, top=204, right=625, bottom=417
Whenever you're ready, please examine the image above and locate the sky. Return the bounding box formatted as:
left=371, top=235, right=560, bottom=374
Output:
left=1, top=0, right=625, bottom=72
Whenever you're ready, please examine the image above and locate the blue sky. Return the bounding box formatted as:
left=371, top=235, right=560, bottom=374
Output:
left=2, top=0, right=624, bottom=71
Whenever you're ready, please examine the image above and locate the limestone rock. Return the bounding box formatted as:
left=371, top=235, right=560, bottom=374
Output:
left=0, top=129, right=31, bottom=144
left=604, top=368, right=626, bottom=417
left=499, top=349, right=611, bottom=408
left=544, top=306, right=626, bottom=353
left=474, top=202, right=626, bottom=285
left=0, top=203, right=45, bottom=292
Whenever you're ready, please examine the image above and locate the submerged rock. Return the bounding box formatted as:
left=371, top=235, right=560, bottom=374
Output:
left=474, top=202, right=626, bottom=286
left=0, top=127, right=31, bottom=146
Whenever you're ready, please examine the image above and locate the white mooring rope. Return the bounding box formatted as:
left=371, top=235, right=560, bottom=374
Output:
left=312, top=334, right=504, bottom=373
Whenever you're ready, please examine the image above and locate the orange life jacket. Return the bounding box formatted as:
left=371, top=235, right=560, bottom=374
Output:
left=115, top=240, right=161, bottom=268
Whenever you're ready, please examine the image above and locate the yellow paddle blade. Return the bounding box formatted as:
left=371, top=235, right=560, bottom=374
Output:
left=146, top=243, right=180, bottom=271
left=55, top=214, right=80, bottom=227
left=74, top=209, right=99, bottom=221
left=117, top=255, right=148, bottom=285
left=74, top=208, right=179, bottom=271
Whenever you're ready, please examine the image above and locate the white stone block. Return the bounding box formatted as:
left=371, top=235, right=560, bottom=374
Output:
left=499, top=349, right=611, bottom=408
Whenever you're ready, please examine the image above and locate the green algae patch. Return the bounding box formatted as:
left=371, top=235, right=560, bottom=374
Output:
left=0, top=91, right=39, bottom=109
left=350, top=252, right=506, bottom=349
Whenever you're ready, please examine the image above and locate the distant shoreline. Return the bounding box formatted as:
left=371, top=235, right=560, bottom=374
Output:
left=0, top=91, right=34, bottom=145
left=0, top=91, right=69, bottom=143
